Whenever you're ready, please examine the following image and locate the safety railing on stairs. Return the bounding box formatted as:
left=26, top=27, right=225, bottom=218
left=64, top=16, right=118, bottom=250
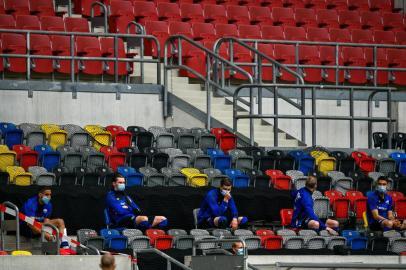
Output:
left=134, top=248, right=193, bottom=270
left=0, top=201, right=20, bottom=251
left=233, top=84, right=396, bottom=148
left=163, top=34, right=254, bottom=130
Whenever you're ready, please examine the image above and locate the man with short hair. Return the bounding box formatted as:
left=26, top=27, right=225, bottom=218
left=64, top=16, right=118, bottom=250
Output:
left=20, top=186, right=70, bottom=248
left=291, top=176, right=339, bottom=233
left=231, top=241, right=244, bottom=255
left=197, top=178, right=248, bottom=230
left=105, top=173, right=167, bottom=231
left=100, top=253, right=116, bottom=270
left=367, top=176, right=406, bottom=231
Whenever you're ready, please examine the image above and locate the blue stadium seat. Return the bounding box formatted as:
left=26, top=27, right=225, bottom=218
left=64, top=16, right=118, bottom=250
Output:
left=389, top=152, right=406, bottom=175
left=0, top=122, right=23, bottom=149
left=342, top=230, right=368, bottom=250
left=289, top=150, right=315, bottom=175
left=224, top=169, right=250, bottom=188
left=33, top=144, right=61, bottom=171
left=100, top=228, right=128, bottom=250
left=117, top=166, right=143, bottom=187
left=207, top=148, right=231, bottom=173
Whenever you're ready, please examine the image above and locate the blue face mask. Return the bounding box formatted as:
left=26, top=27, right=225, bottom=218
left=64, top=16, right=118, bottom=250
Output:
left=236, top=248, right=244, bottom=255
left=377, top=185, right=386, bottom=193
left=116, top=183, right=125, bottom=192
left=41, top=196, right=50, bottom=205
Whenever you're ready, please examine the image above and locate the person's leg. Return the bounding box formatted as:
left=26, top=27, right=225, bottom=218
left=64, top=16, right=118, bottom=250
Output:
left=135, top=215, right=151, bottom=231
left=151, top=216, right=168, bottom=229
left=380, top=219, right=394, bottom=231
left=326, top=219, right=339, bottom=230
left=307, top=220, right=321, bottom=230
left=44, top=218, right=68, bottom=247
left=237, top=216, right=248, bottom=228
left=399, top=220, right=406, bottom=230
left=213, top=216, right=228, bottom=228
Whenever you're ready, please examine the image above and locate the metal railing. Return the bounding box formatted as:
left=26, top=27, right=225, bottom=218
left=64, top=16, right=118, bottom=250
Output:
left=134, top=248, right=193, bottom=270
left=41, top=223, right=60, bottom=255
left=221, top=38, right=406, bottom=87
left=274, top=262, right=406, bottom=270
left=233, top=84, right=396, bottom=147
left=164, top=34, right=254, bottom=130
left=90, top=2, right=108, bottom=32
left=0, top=29, right=160, bottom=95
left=0, top=201, right=20, bottom=251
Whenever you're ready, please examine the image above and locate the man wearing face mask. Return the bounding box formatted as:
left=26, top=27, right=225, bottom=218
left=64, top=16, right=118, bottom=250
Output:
left=197, top=178, right=248, bottom=230
left=367, top=176, right=406, bottom=231
left=291, top=176, right=339, bottom=234
left=231, top=241, right=244, bottom=256
left=20, top=186, right=70, bottom=249
left=105, top=173, right=168, bottom=231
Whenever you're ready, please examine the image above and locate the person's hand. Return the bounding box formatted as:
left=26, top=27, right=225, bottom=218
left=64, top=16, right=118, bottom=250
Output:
left=392, top=219, right=401, bottom=228
left=230, top=218, right=238, bottom=230
left=223, top=192, right=231, bottom=202
left=326, top=227, right=338, bottom=236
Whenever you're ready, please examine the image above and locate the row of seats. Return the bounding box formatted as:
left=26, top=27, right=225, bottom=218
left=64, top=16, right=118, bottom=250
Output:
left=0, top=0, right=55, bottom=17
left=373, top=132, right=406, bottom=150
left=0, top=15, right=89, bottom=32
left=76, top=227, right=406, bottom=253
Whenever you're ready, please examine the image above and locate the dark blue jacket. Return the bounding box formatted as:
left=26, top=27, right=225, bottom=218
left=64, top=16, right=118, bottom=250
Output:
left=21, top=196, right=52, bottom=224
left=198, top=188, right=238, bottom=223
left=105, top=190, right=141, bottom=225
left=367, top=190, right=393, bottom=225
left=291, top=187, right=326, bottom=230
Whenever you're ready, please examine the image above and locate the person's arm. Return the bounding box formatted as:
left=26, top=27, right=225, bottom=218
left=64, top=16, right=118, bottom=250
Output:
left=228, top=197, right=238, bottom=219
left=302, top=195, right=326, bottom=230
left=106, top=193, right=130, bottom=216
left=368, top=196, right=387, bottom=222
left=207, top=192, right=228, bottom=216
left=126, top=195, right=141, bottom=214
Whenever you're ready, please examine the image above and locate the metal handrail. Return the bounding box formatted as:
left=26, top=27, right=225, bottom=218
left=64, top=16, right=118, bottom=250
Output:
left=192, top=238, right=247, bottom=257
left=135, top=248, right=193, bottom=270
left=233, top=84, right=396, bottom=147
left=163, top=35, right=254, bottom=130
left=127, top=21, right=146, bottom=84
left=0, top=201, right=20, bottom=251
left=41, top=223, right=60, bottom=255
left=275, top=262, right=406, bottom=270
left=214, top=37, right=305, bottom=85
left=90, top=2, right=108, bottom=32
left=0, top=29, right=161, bottom=86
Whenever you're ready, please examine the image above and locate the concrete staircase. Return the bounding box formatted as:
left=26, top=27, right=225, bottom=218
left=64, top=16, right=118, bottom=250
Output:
left=138, top=59, right=301, bottom=147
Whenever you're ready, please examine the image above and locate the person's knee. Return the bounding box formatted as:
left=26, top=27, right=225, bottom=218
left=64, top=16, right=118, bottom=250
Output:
left=136, top=216, right=150, bottom=231
left=56, top=218, right=65, bottom=226
left=238, top=216, right=248, bottom=226
left=216, top=216, right=228, bottom=228
left=328, top=219, right=339, bottom=228
left=384, top=220, right=394, bottom=228
left=308, top=220, right=320, bottom=229
left=136, top=216, right=148, bottom=223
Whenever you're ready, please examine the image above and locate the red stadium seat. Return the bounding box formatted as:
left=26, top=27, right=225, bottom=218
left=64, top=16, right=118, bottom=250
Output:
left=299, top=45, right=322, bottom=83
left=284, top=26, right=307, bottom=41
left=261, top=25, right=284, bottom=40
left=145, top=228, right=166, bottom=245
left=4, top=0, right=29, bottom=17
left=351, top=29, right=374, bottom=43
left=1, top=33, right=27, bottom=73
left=51, top=35, right=78, bottom=74
left=307, top=27, right=330, bottom=41
left=249, top=6, right=272, bottom=25
left=280, top=208, right=293, bottom=227
left=330, top=28, right=351, bottom=42
left=364, top=47, right=389, bottom=85
left=227, top=5, right=250, bottom=25
left=133, top=1, right=158, bottom=24
left=100, top=37, right=132, bottom=76
left=348, top=0, right=369, bottom=11
left=345, top=191, right=364, bottom=207
left=382, top=12, right=405, bottom=31
left=211, top=128, right=237, bottom=152
left=180, top=3, right=204, bottom=23
left=317, top=9, right=339, bottom=28
left=238, top=24, right=262, bottom=39
left=387, top=49, right=406, bottom=85
left=145, top=229, right=173, bottom=250
left=100, top=146, right=126, bottom=171
left=319, top=46, right=345, bottom=83
left=215, top=23, right=239, bottom=38
left=30, top=0, right=55, bottom=17
left=192, top=22, right=216, bottom=41
left=283, top=0, right=304, bottom=8
left=64, top=17, right=89, bottom=32
left=326, top=0, right=348, bottom=10
left=106, top=125, right=132, bottom=150
left=157, top=2, right=181, bottom=22
left=387, top=191, right=405, bottom=203
left=169, top=21, right=192, bottom=38
left=253, top=0, right=273, bottom=7
left=395, top=31, right=406, bottom=45
left=332, top=197, right=351, bottom=220
left=73, top=0, right=101, bottom=17
left=374, top=30, right=396, bottom=44
left=257, top=43, right=275, bottom=81
left=40, top=16, right=64, bottom=31
left=351, top=151, right=376, bottom=174
left=304, top=0, right=326, bottom=9
left=76, top=36, right=103, bottom=75
left=338, top=10, right=362, bottom=29
left=12, top=145, right=38, bottom=171
left=30, top=34, right=53, bottom=73
left=360, top=11, right=383, bottom=30
left=0, top=0, right=4, bottom=14
left=204, top=4, right=227, bottom=24
left=0, top=14, right=15, bottom=28
left=15, top=15, right=40, bottom=30
left=256, top=229, right=274, bottom=246
left=325, top=190, right=343, bottom=204
left=369, top=0, right=397, bottom=12
left=342, top=46, right=368, bottom=84
left=144, top=20, right=169, bottom=58
left=295, top=8, right=317, bottom=27
left=263, top=235, right=283, bottom=250
left=394, top=198, right=406, bottom=220
left=108, top=0, right=135, bottom=33
left=271, top=174, right=292, bottom=190
left=273, top=44, right=296, bottom=82
left=272, top=7, right=295, bottom=26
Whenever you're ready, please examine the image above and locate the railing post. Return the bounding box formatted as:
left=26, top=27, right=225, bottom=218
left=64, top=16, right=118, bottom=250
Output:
left=311, top=86, right=316, bottom=146
left=387, top=88, right=393, bottom=149
left=301, top=85, right=306, bottom=144
left=274, top=86, right=279, bottom=147
left=26, top=32, right=31, bottom=81
left=249, top=86, right=254, bottom=146
left=206, top=54, right=212, bottom=130
left=349, top=87, right=355, bottom=149
left=0, top=201, right=20, bottom=251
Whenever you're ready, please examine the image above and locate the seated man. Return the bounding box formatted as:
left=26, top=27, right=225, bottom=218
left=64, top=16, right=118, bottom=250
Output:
left=367, top=176, right=406, bottom=231
left=231, top=241, right=244, bottom=256
left=105, top=173, right=167, bottom=231
left=197, top=178, right=248, bottom=230
left=291, top=176, right=339, bottom=234
left=20, top=186, right=70, bottom=248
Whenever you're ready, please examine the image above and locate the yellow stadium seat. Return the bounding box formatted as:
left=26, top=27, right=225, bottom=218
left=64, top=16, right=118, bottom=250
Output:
left=84, top=125, right=112, bottom=150
left=310, top=150, right=336, bottom=176
left=362, top=211, right=368, bottom=229
left=11, top=250, right=32, bottom=256
left=84, top=124, right=104, bottom=134
left=41, top=124, right=68, bottom=150
left=0, top=146, right=16, bottom=172
left=181, top=168, right=208, bottom=187
left=6, top=166, right=33, bottom=186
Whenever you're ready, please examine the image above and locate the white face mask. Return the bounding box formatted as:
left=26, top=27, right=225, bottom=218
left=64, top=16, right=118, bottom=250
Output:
left=236, top=248, right=244, bottom=255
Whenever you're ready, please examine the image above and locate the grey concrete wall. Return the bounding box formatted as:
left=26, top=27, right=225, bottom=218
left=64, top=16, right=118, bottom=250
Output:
left=0, top=255, right=131, bottom=270
left=259, top=98, right=403, bottom=148
left=0, top=90, right=164, bottom=128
